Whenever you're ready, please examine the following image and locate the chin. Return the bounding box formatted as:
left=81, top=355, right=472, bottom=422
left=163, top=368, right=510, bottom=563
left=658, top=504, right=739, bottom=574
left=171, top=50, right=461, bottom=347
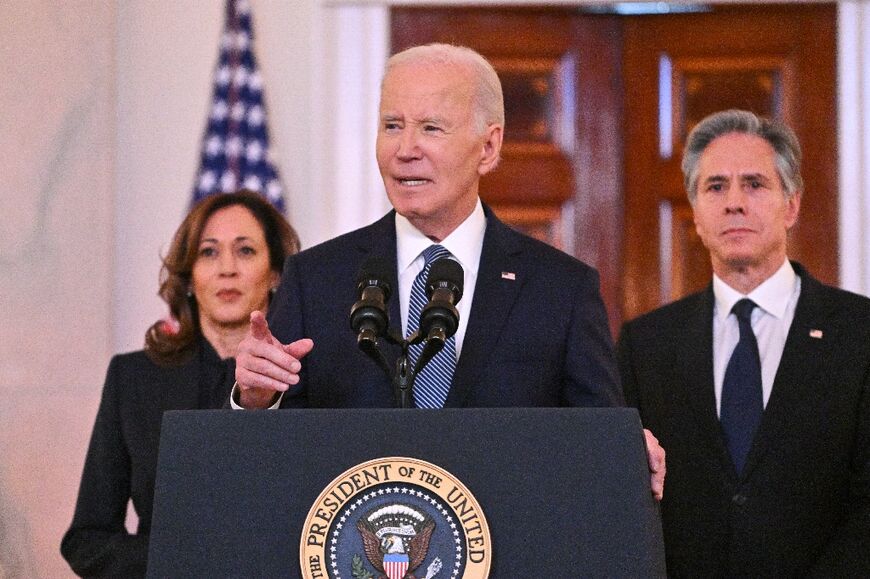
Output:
left=394, top=205, right=431, bottom=225
left=208, top=309, right=250, bottom=327
left=721, top=254, right=762, bottom=270
left=390, top=194, right=424, bottom=213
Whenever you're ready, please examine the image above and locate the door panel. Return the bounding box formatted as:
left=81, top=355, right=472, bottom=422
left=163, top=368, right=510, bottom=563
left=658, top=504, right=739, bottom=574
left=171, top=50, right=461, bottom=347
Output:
left=391, top=8, right=625, bottom=331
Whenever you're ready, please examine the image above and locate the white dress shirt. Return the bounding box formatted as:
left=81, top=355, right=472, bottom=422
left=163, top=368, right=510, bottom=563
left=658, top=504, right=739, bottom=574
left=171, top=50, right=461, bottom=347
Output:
left=395, top=199, right=486, bottom=357
left=712, top=259, right=801, bottom=416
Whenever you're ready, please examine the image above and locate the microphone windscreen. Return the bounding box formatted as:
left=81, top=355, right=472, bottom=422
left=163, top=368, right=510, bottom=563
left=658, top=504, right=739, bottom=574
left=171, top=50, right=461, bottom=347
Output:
left=426, top=258, right=464, bottom=303
left=357, top=257, right=393, bottom=300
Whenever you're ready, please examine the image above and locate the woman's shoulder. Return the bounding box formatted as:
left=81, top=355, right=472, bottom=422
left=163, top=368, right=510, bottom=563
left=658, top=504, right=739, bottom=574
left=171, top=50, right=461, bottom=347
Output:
left=110, top=348, right=150, bottom=363
left=106, top=348, right=197, bottom=380
left=107, top=349, right=160, bottom=370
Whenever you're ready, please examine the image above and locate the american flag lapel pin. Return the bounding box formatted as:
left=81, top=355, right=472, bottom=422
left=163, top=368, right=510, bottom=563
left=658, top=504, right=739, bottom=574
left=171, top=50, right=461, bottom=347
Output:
left=809, top=329, right=823, bottom=339
left=501, top=271, right=516, bottom=281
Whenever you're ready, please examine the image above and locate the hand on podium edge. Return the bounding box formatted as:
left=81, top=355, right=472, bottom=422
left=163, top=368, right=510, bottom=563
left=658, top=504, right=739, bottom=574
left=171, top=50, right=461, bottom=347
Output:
left=644, top=428, right=666, bottom=501
left=235, top=311, right=314, bottom=409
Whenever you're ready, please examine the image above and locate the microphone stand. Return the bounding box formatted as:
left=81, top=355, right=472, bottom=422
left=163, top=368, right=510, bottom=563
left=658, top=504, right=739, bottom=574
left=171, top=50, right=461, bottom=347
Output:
left=357, top=330, right=392, bottom=377
left=378, top=328, right=445, bottom=409
left=394, top=340, right=415, bottom=409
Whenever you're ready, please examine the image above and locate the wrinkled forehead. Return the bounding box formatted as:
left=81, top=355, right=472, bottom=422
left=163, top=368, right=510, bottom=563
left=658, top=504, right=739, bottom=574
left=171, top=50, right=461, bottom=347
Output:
left=380, top=60, right=477, bottom=111
left=699, top=132, right=779, bottom=176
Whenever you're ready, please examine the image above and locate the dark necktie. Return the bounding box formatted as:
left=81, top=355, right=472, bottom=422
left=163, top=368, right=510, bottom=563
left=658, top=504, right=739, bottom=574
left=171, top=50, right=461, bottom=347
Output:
left=407, top=245, right=457, bottom=408
left=720, top=298, right=763, bottom=475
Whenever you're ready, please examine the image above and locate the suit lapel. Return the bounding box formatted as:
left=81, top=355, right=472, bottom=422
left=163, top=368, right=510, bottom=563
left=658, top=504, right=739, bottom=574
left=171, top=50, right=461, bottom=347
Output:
left=741, top=266, right=831, bottom=478
left=678, top=289, right=736, bottom=476
left=355, top=212, right=404, bottom=395
left=447, top=211, right=524, bottom=407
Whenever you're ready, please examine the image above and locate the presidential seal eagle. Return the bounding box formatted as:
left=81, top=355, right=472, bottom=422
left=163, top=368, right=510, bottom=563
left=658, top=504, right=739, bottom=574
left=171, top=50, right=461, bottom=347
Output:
left=356, top=504, right=439, bottom=579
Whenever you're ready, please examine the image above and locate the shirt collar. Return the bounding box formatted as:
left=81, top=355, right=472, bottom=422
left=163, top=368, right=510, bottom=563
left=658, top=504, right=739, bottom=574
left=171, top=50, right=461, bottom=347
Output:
left=395, top=198, right=486, bottom=276
left=713, top=259, right=797, bottom=322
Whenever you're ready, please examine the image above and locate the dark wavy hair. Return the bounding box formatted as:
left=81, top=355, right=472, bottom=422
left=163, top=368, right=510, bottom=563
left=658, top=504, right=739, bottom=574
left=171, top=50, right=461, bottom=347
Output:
left=144, top=190, right=300, bottom=366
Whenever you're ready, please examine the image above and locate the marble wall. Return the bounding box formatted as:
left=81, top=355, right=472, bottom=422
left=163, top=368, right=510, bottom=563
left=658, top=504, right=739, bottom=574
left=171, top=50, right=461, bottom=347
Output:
left=1, top=3, right=115, bottom=577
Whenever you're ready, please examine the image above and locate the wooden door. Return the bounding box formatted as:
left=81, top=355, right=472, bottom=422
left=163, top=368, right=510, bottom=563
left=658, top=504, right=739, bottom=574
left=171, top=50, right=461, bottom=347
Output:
left=622, top=4, right=838, bottom=320
left=392, top=8, right=625, bottom=331
left=391, top=3, right=838, bottom=330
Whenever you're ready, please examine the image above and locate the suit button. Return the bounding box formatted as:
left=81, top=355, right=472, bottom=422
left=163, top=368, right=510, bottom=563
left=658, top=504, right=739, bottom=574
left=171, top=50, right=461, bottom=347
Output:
left=732, top=493, right=747, bottom=506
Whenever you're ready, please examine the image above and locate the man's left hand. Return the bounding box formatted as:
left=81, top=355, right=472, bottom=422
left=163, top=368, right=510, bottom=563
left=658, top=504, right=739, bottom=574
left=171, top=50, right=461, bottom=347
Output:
left=644, top=429, right=666, bottom=501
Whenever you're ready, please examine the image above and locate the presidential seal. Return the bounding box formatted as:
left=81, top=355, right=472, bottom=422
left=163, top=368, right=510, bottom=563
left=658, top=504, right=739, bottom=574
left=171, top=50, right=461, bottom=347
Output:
left=301, top=457, right=491, bottom=579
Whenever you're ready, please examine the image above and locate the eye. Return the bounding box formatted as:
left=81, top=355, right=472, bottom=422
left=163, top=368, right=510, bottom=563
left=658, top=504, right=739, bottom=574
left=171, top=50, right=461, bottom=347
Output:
left=423, top=124, right=442, bottom=133
left=383, top=121, right=401, bottom=132
left=706, top=182, right=724, bottom=193
left=198, top=246, right=217, bottom=258
left=238, top=245, right=256, bottom=256
left=748, top=179, right=763, bottom=189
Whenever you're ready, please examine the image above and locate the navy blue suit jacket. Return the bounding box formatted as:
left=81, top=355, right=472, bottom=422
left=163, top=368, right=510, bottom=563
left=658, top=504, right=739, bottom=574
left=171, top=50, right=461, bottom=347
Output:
left=618, top=263, right=870, bottom=577
left=269, top=207, right=622, bottom=409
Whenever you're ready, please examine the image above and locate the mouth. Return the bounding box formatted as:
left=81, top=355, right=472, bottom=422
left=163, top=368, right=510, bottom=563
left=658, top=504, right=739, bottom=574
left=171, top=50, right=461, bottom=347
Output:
left=395, top=177, right=432, bottom=187
left=722, top=226, right=755, bottom=236
left=216, top=289, right=242, bottom=301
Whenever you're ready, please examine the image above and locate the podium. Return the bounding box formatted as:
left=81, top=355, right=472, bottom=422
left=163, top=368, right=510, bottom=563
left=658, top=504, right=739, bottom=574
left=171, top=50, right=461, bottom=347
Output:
left=148, top=408, right=665, bottom=577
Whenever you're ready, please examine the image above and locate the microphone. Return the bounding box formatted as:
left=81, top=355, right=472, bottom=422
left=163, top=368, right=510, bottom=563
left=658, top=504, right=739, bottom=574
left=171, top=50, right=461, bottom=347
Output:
left=350, top=258, right=392, bottom=346
left=419, top=257, right=464, bottom=344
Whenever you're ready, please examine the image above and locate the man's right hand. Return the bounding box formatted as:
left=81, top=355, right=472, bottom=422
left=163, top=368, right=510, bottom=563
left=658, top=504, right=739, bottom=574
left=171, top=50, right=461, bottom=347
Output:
left=235, top=311, right=314, bottom=409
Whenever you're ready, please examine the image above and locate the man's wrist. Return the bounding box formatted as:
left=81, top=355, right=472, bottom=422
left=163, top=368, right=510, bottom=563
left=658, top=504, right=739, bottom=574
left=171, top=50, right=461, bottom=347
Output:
left=230, top=382, right=283, bottom=410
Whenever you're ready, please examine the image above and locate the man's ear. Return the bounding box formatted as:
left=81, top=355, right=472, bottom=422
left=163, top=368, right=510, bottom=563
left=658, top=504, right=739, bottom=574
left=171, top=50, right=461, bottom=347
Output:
left=785, top=190, right=801, bottom=230
left=478, top=123, right=503, bottom=176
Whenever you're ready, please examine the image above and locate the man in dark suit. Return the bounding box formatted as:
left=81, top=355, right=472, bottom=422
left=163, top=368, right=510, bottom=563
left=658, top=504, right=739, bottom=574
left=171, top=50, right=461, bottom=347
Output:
left=618, top=109, right=870, bottom=576
left=232, top=43, right=665, bottom=496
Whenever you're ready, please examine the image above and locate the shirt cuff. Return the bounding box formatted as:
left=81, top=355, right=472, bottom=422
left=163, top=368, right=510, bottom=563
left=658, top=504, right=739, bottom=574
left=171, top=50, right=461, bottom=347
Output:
left=230, top=382, right=284, bottom=410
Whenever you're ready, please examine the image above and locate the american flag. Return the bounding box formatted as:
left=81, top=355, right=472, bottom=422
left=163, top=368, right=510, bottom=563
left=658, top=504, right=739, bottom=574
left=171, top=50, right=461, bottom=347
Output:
left=191, top=0, right=286, bottom=211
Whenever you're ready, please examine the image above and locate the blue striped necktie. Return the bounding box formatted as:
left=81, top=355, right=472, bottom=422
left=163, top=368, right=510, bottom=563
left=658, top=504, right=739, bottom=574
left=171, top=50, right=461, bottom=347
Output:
left=720, top=298, right=763, bottom=475
left=407, top=245, right=457, bottom=408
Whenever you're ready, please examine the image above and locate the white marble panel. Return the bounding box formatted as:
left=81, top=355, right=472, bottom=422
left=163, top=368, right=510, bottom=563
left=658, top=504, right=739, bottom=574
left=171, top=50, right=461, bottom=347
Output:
left=0, top=2, right=115, bottom=576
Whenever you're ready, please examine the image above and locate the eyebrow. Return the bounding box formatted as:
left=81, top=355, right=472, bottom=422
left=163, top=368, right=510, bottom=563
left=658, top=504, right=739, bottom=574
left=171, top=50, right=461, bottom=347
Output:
left=199, top=236, right=254, bottom=244
left=380, top=114, right=447, bottom=126
left=703, top=175, right=728, bottom=186
left=702, top=172, right=773, bottom=185
left=739, top=172, right=772, bottom=183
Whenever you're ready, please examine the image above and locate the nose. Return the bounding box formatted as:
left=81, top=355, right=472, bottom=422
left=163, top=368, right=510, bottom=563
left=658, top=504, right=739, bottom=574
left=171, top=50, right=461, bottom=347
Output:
left=723, top=183, right=747, bottom=214
left=218, top=251, right=238, bottom=276
left=396, top=128, right=421, bottom=161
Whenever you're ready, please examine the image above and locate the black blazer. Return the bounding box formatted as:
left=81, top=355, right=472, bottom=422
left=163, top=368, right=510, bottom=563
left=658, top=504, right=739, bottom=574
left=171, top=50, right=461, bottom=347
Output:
left=61, top=345, right=234, bottom=577
left=617, top=264, right=870, bottom=577
left=268, top=207, right=623, bottom=409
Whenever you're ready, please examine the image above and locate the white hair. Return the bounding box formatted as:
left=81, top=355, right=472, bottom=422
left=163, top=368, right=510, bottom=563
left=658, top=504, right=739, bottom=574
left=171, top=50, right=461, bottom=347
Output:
left=384, top=43, right=505, bottom=134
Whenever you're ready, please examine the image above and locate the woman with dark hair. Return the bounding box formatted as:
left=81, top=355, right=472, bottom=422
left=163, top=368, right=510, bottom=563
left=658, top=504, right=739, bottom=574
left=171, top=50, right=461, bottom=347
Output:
left=61, top=191, right=299, bottom=577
